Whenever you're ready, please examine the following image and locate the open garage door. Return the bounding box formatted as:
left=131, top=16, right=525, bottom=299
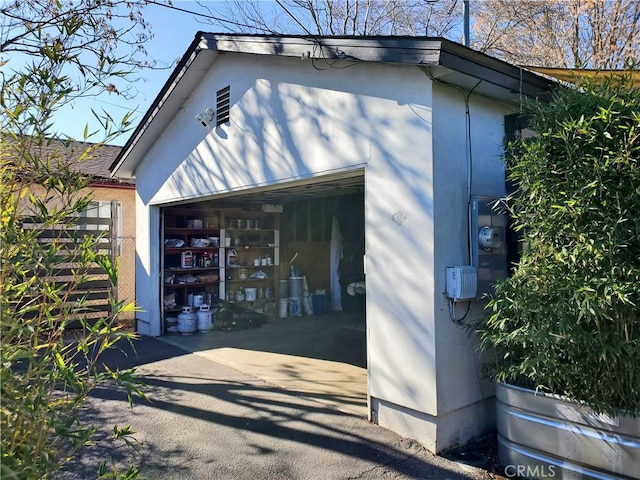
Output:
left=159, top=171, right=367, bottom=417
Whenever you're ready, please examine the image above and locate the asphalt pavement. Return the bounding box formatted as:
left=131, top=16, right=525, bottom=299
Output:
left=55, top=336, right=496, bottom=480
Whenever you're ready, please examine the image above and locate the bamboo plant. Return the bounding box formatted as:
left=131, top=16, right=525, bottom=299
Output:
left=477, top=74, right=640, bottom=417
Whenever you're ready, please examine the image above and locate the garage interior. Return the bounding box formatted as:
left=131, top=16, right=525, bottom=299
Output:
left=160, top=173, right=368, bottom=417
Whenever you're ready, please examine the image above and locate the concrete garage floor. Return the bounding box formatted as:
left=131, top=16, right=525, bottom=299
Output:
left=159, top=311, right=368, bottom=418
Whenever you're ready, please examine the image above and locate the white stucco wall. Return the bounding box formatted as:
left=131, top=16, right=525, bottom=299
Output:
left=430, top=85, right=512, bottom=448
left=132, top=52, right=517, bottom=452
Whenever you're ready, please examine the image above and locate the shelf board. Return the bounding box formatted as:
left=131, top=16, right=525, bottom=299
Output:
left=165, top=247, right=221, bottom=253
left=165, top=228, right=220, bottom=234
left=165, top=281, right=219, bottom=288
left=226, top=265, right=275, bottom=269
left=163, top=209, right=279, bottom=323
left=225, top=278, right=272, bottom=283
left=226, top=300, right=275, bottom=305
left=166, top=267, right=220, bottom=272
left=224, top=245, right=278, bottom=249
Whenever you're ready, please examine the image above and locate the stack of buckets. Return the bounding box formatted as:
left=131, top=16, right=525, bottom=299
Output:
left=279, top=277, right=327, bottom=317
left=279, top=277, right=305, bottom=317
left=289, top=276, right=304, bottom=317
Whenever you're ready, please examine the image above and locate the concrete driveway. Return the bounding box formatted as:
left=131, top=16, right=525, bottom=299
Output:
left=160, top=312, right=368, bottom=417
left=56, top=315, right=496, bottom=479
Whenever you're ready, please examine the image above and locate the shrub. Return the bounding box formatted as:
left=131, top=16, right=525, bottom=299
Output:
left=478, top=75, right=640, bottom=416
left=1, top=2, right=160, bottom=477
left=1, top=135, right=145, bottom=479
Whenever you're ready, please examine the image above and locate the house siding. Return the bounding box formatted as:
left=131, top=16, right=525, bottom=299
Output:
left=90, top=185, right=136, bottom=320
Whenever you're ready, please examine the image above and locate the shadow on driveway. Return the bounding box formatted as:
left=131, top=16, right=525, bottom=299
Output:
left=56, top=336, right=493, bottom=480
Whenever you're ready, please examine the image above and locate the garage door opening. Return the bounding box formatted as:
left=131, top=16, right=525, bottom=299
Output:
left=159, top=174, right=367, bottom=417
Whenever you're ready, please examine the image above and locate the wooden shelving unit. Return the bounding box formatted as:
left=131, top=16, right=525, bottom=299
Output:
left=161, top=207, right=280, bottom=333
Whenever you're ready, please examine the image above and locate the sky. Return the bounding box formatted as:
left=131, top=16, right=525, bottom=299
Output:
left=53, top=1, right=275, bottom=146
left=19, top=1, right=466, bottom=146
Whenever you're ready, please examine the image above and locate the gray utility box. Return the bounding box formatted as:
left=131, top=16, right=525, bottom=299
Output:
left=469, top=196, right=508, bottom=299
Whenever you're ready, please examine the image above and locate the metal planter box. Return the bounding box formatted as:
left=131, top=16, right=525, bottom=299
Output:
left=496, top=382, right=639, bottom=479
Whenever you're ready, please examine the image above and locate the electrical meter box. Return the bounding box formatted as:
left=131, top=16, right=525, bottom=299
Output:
left=470, top=196, right=508, bottom=298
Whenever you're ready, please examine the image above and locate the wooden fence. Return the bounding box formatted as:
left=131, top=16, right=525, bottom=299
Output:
left=21, top=201, right=118, bottom=328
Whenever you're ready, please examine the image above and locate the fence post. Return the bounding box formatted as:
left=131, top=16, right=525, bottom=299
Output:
left=110, top=200, right=119, bottom=314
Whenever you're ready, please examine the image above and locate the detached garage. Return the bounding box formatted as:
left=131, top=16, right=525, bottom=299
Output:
left=110, top=33, right=555, bottom=453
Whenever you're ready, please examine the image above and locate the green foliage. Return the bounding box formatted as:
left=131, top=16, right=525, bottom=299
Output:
left=1, top=1, right=163, bottom=478
left=478, top=75, right=640, bottom=416
left=0, top=135, right=146, bottom=479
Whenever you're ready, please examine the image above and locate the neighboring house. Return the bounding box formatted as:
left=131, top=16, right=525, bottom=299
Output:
left=27, top=140, right=137, bottom=323
left=110, top=34, right=556, bottom=453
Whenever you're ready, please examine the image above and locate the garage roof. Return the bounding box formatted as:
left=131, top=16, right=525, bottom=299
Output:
left=109, top=33, right=557, bottom=179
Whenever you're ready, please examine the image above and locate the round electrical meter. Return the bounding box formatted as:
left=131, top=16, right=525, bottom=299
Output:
left=479, top=226, right=502, bottom=250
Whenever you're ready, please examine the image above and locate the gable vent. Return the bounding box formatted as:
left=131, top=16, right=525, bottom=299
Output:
left=216, top=86, right=230, bottom=126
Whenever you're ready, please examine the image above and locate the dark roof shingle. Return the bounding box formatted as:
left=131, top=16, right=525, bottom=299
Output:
left=37, top=139, right=133, bottom=186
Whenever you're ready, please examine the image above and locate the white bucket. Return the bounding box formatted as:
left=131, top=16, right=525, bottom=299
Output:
left=245, top=288, right=257, bottom=301
left=193, top=293, right=205, bottom=307
left=279, top=298, right=289, bottom=318
left=196, top=305, right=213, bottom=332
left=289, top=297, right=302, bottom=317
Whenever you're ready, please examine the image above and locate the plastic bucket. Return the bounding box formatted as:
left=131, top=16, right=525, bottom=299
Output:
left=193, top=293, right=205, bottom=307
left=279, top=298, right=289, bottom=318
left=289, top=277, right=304, bottom=297
left=289, top=297, right=302, bottom=317
left=279, top=279, right=289, bottom=298
left=245, top=288, right=257, bottom=301
left=312, top=294, right=328, bottom=315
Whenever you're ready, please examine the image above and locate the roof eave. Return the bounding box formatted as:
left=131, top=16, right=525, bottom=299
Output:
left=109, top=33, right=210, bottom=177
left=198, top=34, right=554, bottom=98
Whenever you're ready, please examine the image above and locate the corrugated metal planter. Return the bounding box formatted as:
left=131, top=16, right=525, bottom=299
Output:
left=496, top=382, right=640, bottom=479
